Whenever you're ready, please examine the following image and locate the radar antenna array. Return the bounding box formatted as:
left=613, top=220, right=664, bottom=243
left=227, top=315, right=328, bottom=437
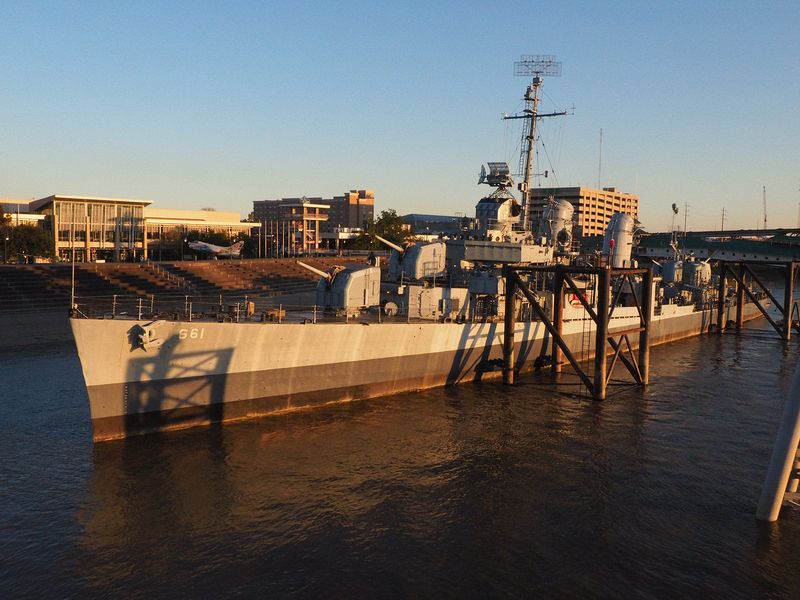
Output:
left=514, top=55, right=562, bottom=78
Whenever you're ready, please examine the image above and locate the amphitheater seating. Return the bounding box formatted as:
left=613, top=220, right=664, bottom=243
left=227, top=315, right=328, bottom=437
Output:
left=0, top=257, right=374, bottom=312
left=159, top=257, right=370, bottom=296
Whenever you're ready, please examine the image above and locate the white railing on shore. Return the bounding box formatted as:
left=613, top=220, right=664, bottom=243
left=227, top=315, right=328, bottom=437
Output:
left=144, top=260, right=194, bottom=292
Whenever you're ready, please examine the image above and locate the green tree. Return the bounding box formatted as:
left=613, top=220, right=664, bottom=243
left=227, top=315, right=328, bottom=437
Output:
left=0, top=213, right=10, bottom=263
left=3, top=224, right=54, bottom=263
left=352, top=209, right=412, bottom=250
left=239, top=232, right=257, bottom=258
left=374, top=209, right=411, bottom=244
left=187, top=231, right=234, bottom=247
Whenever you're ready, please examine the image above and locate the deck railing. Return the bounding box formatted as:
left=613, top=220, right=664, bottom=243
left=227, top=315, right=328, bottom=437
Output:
left=69, top=293, right=490, bottom=325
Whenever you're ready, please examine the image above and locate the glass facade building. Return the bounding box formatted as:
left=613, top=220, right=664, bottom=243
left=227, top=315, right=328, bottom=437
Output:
left=30, top=195, right=148, bottom=262
left=26, top=196, right=256, bottom=262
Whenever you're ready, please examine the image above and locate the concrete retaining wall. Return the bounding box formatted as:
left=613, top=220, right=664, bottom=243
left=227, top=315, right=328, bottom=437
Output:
left=0, top=309, right=72, bottom=349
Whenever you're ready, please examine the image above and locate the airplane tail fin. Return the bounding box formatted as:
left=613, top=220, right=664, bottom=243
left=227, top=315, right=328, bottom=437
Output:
left=229, top=241, right=245, bottom=255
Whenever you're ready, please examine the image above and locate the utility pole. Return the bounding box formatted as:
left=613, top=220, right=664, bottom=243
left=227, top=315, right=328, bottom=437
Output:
left=721, top=206, right=726, bottom=233
left=763, top=185, right=767, bottom=230
left=683, top=202, right=690, bottom=235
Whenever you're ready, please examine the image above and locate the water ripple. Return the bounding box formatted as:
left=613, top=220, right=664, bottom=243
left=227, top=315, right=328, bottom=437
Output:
left=2, top=329, right=800, bottom=597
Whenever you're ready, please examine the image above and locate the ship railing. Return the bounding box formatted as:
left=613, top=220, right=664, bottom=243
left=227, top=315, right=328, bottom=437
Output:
left=70, top=293, right=509, bottom=325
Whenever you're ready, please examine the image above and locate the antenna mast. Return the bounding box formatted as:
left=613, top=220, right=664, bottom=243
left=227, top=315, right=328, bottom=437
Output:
left=504, top=55, right=566, bottom=231
left=683, top=202, right=689, bottom=235
left=763, top=185, right=767, bottom=230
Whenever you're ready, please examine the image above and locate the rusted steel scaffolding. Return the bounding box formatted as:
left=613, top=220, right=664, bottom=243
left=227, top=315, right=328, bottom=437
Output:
left=502, top=264, right=653, bottom=400
left=716, top=261, right=798, bottom=340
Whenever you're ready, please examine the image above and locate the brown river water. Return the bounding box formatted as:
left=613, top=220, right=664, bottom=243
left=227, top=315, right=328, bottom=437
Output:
left=1, top=315, right=800, bottom=598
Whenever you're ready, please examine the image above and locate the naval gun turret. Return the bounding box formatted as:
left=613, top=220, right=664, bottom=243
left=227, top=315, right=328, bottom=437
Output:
left=296, top=260, right=381, bottom=314
left=537, top=197, right=574, bottom=253
left=377, top=235, right=447, bottom=283
left=602, top=213, right=638, bottom=268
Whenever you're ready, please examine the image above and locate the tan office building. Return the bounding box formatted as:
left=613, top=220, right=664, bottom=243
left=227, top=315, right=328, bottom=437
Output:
left=530, top=187, right=639, bottom=238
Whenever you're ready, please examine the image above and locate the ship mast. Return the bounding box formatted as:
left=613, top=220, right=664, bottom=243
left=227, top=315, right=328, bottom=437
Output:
left=504, top=55, right=566, bottom=231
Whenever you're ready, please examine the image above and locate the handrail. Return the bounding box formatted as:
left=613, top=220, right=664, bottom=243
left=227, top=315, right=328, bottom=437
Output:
left=68, top=292, right=474, bottom=325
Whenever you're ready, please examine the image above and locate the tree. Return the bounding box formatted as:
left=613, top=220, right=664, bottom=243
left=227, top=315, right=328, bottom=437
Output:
left=352, top=209, right=412, bottom=250
left=375, top=209, right=411, bottom=244
left=187, top=231, right=234, bottom=247
left=3, top=224, right=54, bottom=263
left=238, top=232, right=257, bottom=258
left=0, top=213, right=10, bottom=263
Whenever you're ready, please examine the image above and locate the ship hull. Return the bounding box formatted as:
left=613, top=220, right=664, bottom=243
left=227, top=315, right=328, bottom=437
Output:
left=71, top=302, right=763, bottom=441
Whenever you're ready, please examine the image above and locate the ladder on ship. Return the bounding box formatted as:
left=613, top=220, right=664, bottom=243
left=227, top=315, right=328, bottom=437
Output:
left=757, top=362, right=800, bottom=522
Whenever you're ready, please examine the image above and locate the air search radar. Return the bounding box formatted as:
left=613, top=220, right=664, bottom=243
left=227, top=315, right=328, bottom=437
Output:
left=478, top=162, right=514, bottom=188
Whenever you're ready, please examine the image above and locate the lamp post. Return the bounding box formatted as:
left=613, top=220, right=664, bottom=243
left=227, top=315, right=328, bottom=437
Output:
left=3, top=236, right=8, bottom=264
left=182, top=237, right=187, bottom=261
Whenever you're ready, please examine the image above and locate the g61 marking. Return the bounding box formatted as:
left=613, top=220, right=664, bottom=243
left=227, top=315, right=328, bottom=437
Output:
left=179, top=328, right=206, bottom=340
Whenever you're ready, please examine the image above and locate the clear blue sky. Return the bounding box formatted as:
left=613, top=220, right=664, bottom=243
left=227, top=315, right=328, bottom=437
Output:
left=1, top=0, right=798, bottom=231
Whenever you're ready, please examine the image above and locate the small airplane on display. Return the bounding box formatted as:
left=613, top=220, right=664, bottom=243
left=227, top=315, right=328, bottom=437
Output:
left=187, top=240, right=245, bottom=258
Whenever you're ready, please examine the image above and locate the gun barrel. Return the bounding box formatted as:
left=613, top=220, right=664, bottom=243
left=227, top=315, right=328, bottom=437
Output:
left=296, top=260, right=330, bottom=281
left=375, top=235, right=404, bottom=253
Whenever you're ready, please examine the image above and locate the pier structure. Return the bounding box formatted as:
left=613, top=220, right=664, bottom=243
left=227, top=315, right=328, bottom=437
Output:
left=715, top=261, right=799, bottom=340
left=757, top=362, right=800, bottom=522
left=502, top=264, right=653, bottom=400
left=736, top=260, right=800, bottom=523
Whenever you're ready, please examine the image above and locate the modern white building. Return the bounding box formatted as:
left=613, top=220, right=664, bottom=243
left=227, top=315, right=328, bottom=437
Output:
left=5, top=195, right=257, bottom=262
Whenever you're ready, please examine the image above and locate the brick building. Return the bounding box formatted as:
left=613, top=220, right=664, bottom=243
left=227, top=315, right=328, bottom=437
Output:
left=326, top=190, right=375, bottom=231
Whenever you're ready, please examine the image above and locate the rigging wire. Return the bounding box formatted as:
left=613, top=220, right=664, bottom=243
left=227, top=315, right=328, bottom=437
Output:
left=537, top=88, right=569, bottom=184
left=504, top=116, right=520, bottom=171
left=535, top=114, right=568, bottom=188
left=555, top=115, right=567, bottom=180
left=541, top=89, right=560, bottom=109
left=539, top=136, right=560, bottom=187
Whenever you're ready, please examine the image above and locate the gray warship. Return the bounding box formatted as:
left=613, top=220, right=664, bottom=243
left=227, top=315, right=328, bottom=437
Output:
left=69, top=58, right=766, bottom=441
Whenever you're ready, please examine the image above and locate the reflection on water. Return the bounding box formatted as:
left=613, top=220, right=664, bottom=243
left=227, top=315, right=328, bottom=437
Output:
left=2, top=322, right=800, bottom=597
